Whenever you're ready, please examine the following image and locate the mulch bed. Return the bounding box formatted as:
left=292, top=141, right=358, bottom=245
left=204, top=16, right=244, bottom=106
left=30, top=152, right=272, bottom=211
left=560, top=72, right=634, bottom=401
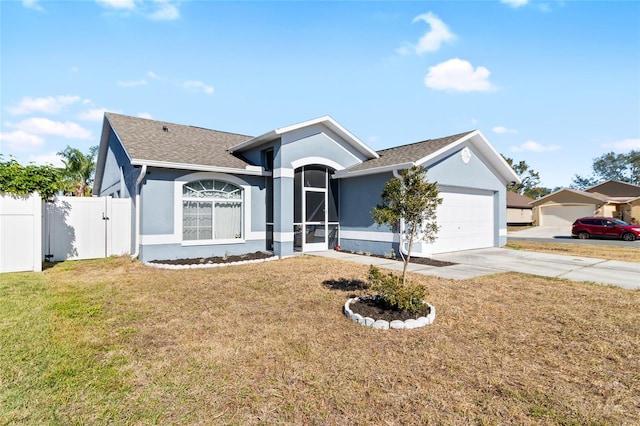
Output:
left=349, top=296, right=431, bottom=321
left=149, top=251, right=274, bottom=265
left=339, top=250, right=456, bottom=267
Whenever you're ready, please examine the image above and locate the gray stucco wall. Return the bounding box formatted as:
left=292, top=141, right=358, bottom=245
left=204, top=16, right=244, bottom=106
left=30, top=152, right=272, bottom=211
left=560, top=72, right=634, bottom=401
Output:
left=337, top=143, right=510, bottom=255
left=139, top=240, right=266, bottom=263
left=98, top=129, right=137, bottom=199
left=136, top=169, right=268, bottom=262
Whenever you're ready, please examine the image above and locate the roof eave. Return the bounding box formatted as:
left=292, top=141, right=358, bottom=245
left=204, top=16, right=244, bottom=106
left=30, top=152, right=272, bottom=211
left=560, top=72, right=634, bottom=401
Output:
left=93, top=113, right=133, bottom=195
left=228, top=116, right=379, bottom=160
left=414, top=130, right=521, bottom=184
left=529, top=188, right=608, bottom=206
left=130, top=159, right=267, bottom=176
left=334, top=162, right=415, bottom=179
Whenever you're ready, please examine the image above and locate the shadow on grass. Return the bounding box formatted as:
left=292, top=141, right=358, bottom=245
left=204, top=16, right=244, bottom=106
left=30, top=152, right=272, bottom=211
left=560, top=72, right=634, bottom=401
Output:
left=322, top=278, right=369, bottom=293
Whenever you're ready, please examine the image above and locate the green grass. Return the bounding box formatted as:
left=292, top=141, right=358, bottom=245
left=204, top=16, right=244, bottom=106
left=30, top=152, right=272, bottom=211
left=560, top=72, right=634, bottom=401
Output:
left=0, top=270, right=131, bottom=425
left=1, top=256, right=639, bottom=424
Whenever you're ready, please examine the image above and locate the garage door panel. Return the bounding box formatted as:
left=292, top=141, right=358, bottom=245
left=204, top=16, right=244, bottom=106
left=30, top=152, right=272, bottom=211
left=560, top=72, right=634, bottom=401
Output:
left=540, top=205, right=594, bottom=227
left=418, top=190, right=494, bottom=255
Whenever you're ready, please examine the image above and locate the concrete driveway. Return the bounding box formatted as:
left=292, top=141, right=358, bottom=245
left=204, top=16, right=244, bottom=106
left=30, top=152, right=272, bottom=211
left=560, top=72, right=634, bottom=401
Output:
left=508, top=226, right=568, bottom=238
left=310, top=248, right=640, bottom=290
left=431, top=248, right=640, bottom=290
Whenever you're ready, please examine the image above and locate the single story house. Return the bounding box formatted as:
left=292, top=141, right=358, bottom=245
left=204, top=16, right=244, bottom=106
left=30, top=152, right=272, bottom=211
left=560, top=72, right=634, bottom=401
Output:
left=93, top=113, right=520, bottom=262
left=530, top=180, right=640, bottom=226
left=506, top=192, right=534, bottom=226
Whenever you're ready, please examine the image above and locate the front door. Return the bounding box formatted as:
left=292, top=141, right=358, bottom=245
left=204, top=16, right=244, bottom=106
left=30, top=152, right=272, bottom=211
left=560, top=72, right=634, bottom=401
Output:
left=303, top=188, right=327, bottom=251
left=294, top=165, right=339, bottom=252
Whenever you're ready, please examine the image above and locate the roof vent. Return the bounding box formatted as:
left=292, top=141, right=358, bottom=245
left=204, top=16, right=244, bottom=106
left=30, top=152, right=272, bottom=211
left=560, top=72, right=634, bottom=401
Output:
left=162, top=125, right=169, bottom=132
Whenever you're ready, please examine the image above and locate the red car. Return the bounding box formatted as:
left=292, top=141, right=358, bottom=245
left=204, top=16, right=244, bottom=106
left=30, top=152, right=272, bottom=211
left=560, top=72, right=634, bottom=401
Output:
left=571, top=217, right=640, bottom=241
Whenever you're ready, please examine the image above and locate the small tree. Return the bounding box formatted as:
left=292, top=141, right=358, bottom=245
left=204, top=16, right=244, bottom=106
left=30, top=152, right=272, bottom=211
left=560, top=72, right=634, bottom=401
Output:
left=371, top=165, right=442, bottom=284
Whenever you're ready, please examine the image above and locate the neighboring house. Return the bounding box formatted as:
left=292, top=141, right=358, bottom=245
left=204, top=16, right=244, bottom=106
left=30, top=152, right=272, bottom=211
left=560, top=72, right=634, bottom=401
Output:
left=93, top=113, right=519, bottom=262
left=506, top=192, right=534, bottom=226
left=530, top=180, right=640, bottom=226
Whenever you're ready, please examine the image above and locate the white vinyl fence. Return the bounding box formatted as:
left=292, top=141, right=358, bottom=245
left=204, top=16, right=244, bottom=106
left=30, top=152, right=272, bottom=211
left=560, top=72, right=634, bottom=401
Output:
left=0, top=194, right=132, bottom=273
left=0, top=194, right=42, bottom=273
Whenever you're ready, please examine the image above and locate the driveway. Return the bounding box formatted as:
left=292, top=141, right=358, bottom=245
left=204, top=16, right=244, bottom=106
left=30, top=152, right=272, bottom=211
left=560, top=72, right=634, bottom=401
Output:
left=431, top=248, right=640, bottom=290
left=310, top=248, right=640, bottom=290
left=508, top=225, right=640, bottom=247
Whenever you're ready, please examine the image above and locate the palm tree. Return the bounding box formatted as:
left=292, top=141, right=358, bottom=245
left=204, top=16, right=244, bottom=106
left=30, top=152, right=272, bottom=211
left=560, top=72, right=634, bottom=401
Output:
left=57, top=145, right=98, bottom=196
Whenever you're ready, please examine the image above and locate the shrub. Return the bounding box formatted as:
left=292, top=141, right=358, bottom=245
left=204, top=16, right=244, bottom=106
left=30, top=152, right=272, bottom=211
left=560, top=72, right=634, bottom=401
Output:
left=367, top=265, right=428, bottom=314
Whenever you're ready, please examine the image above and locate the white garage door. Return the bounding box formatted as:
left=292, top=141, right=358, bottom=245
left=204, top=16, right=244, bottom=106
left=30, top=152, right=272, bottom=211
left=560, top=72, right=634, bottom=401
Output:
left=416, top=188, right=494, bottom=255
left=540, top=205, right=595, bottom=227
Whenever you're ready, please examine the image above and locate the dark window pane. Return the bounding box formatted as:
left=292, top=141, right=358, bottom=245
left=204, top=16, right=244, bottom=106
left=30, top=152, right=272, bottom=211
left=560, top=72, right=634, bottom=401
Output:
left=304, top=166, right=326, bottom=188
left=294, top=168, right=302, bottom=223
left=305, top=225, right=325, bottom=243
left=328, top=224, right=339, bottom=248
left=266, top=176, right=273, bottom=223
left=328, top=177, right=339, bottom=222
left=305, top=191, right=325, bottom=222
left=266, top=224, right=273, bottom=251
left=294, top=224, right=302, bottom=250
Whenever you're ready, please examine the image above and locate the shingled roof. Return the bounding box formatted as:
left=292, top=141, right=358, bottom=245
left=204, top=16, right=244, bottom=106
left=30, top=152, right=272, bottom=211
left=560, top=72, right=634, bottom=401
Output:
left=105, top=113, right=254, bottom=169
left=506, top=191, right=534, bottom=209
left=345, top=130, right=476, bottom=173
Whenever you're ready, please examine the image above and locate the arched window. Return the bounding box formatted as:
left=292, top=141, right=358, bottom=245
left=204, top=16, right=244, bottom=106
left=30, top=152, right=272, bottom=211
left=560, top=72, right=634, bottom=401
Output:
left=182, top=180, right=243, bottom=241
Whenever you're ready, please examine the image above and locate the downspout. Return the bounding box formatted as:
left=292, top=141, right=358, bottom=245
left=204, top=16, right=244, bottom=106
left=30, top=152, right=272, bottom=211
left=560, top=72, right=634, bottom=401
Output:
left=131, top=165, right=147, bottom=259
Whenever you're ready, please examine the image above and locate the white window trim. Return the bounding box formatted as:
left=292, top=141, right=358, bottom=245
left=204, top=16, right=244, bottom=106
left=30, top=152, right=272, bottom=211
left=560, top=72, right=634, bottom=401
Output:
left=174, top=172, right=253, bottom=246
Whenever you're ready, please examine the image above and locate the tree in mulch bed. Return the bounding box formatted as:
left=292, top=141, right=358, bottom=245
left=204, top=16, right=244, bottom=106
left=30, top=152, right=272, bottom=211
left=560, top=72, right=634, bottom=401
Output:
left=371, top=165, right=442, bottom=285
left=348, top=265, right=430, bottom=321
left=349, top=165, right=439, bottom=321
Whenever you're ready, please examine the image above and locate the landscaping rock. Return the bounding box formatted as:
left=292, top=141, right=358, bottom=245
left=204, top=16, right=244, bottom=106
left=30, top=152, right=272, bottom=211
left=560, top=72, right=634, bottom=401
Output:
left=390, top=320, right=406, bottom=330
left=372, top=320, right=390, bottom=330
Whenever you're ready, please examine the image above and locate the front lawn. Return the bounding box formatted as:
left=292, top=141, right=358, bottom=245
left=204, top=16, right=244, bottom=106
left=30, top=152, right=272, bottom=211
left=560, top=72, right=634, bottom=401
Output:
left=1, top=256, right=638, bottom=424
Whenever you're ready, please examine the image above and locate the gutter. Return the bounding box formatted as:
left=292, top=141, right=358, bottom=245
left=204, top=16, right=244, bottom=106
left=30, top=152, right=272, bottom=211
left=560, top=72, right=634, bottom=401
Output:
left=131, top=165, right=147, bottom=259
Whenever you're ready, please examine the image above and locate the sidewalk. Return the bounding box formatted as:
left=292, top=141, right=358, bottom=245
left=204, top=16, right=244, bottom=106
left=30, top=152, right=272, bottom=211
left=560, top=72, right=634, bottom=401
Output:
left=307, top=248, right=640, bottom=290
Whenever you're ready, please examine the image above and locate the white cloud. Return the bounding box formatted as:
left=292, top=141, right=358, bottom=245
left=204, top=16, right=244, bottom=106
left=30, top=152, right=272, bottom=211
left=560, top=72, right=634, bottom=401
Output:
left=137, top=112, right=154, bottom=119
left=148, top=0, right=180, bottom=21
left=148, top=71, right=162, bottom=80
left=22, top=0, right=44, bottom=12
left=0, top=130, right=44, bottom=151
left=397, top=12, right=455, bottom=55
left=183, top=80, right=214, bottom=95
left=501, top=0, right=529, bottom=8
left=28, top=152, right=65, bottom=167
left=96, top=0, right=181, bottom=21
left=510, top=140, right=561, bottom=153
left=77, top=108, right=117, bottom=121
left=6, top=118, right=93, bottom=140
left=96, top=0, right=136, bottom=10
left=424, top=58, right=496, bottom=92
left=7, top=95, right=82, bottom=115
left=603, top=138, right=640, bottom=151
left=493, top=126, right=518, bottom=134
left=117, top=79, right=148, bottom=87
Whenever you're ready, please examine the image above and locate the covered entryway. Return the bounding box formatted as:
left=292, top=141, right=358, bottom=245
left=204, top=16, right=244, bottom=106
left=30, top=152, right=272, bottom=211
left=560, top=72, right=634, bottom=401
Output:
left=413, top=187, right=495, bottom=255
left=293, top=165, right=339, bottom=252
left=539, top=205, right=595, bottom=226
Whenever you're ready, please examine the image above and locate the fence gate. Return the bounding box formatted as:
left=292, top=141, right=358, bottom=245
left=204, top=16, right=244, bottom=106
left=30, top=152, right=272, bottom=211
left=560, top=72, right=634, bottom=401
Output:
left=44, top=196, right=131, bottom=262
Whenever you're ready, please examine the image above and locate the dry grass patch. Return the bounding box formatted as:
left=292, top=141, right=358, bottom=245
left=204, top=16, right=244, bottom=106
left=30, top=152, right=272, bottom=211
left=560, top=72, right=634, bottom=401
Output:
left=2, top=255, right=639, bottom=424
left=506, top=240, right=640, bottom=262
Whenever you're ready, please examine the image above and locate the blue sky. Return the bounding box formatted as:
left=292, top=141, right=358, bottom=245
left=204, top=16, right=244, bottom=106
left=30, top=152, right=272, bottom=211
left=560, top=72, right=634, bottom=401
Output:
left=1, top=0, right=639, bottom=189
